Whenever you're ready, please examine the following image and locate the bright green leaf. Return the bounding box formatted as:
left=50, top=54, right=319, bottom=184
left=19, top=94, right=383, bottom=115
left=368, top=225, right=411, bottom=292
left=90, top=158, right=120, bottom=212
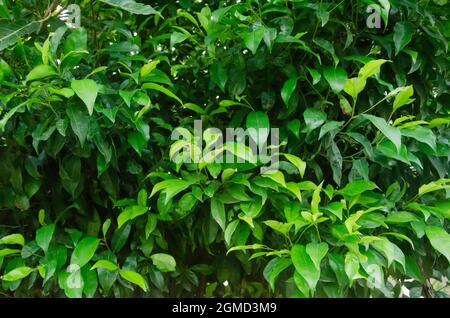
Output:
left=71, top=79, right=99, bottom=116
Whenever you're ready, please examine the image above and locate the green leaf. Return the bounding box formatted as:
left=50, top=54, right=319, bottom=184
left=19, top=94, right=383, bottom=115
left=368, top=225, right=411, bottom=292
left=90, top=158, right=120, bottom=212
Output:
left=219, top=100, right=249, bottom=108
left=0, top=0, right=10, bottom=20
left=393, top=85, right=414, bottom=111
left=137, top=188, right=147, bottom=206
left=306, top=242, right=329, bottom=270
left=211, top=197, right=226, bottom=231
left=150, top=179, right=193, bottom=204
left=127, top=132, right=147, bottom=155
left=264, top=220, right=292, bottom=236
left=49, top=87, right=74, bottom=98
left=393, top=22, right=415, bottom=55
left=0, top=21, right=40, bottom=51
left=358, top=59, right=389, bottom=79
left=150, top=253, right=176, bottom=272
left=343, top=77, right=366, bottom=102
left=0, top=234, right=25, bottom=246
left=145, top=214, right=157, bottom=239
left=140, top=60, right=160, bottom=78
left=311, top=181, right=323, bottom=215
left=418, top=179, right=450, bottom=197
left=225, top=220, right=239, bottom=245
left=425, top=226, right=450, bottom=263
left=323, top=201, right=343, bottom=220
left=372, top=237, right=405, bottom=269
left=102, top=219, right=111, bottom=237
left=384, top=212, right=419, bottom=224
left=291, top=243, right=327, bottom=293
left=227, top=244, right=267, bottom=255
left=282, top=153, right=306, bottom=178
left=263, top=27, right=277, bottom=53
left=0, top=248, right=21, bottom=257
left=307, top=67, right=321, bottom=85
left=262, top=170, right=286, bottom=188
left=210, top=62, right=228, bottom=91
left=111, top=224, right=131, bottom=253
left=119, top=269, right=148, bottom=291
left=404, top=256, right=424, bottom=283
left=99, top=0, right=160, bottom=16
left=339, top=95, right=352, bottom=116
left=1, top=266, right=35, bottom=281
left=344, top=252, right=361, bottom=286
left=0, top=101, right=29, bottom=132
left=170, top=32, right=189, bottom=47
left=317, top=9, right=329, bottom=27
left=91, top=260, right=119, bottom=271
left=287, top=119, right=301, bottom=137
left=64, top=28, right=87, bottom=55
left=263, top=257, right=292, bottom=291
left=70, top=237, right=100, bottom=268
left=339, top=180, right=378, bottom=197
left=117, top=205, right=148, bottom=228
left=327, top=141, right=343, bottom=186
left=119, top=90, right=136, bottom=107
left=39, top=40, right=50, bottom=64
left=378, top=0, right=391, bottom=27
left=82, top=265, right=98, bottom=298
left=246, top=111, right=270, bottom=147
left=376, top=140, right=413, bottom=165
left=67, top=104, right=90, bottom=147
left=242, top=27, right=265, bottom=55
left=382, top=232, right=415, bottom=249
left=314, top=38, right=338, bottom=66
left=71, top=79, right=99, bottom=116
left=183, top=103, right=205, bottom=114
left=304, top=108, right=327, bottom=132
left=36, top=224, right=55, bottom=253
left=142, top=83, right=183, bottom=105
left=26, top=65, right=57, bottom=82
left=323, top=67, right=347, bottom=93
left=362, top=114, right=402, bottom=152
left=281, top=77, right=298, bottom=106
left=401, top=126, right=436, bottom=151
left=428, top=118, right=450, bottom=129
left=319, top=121, right=344, bottom=140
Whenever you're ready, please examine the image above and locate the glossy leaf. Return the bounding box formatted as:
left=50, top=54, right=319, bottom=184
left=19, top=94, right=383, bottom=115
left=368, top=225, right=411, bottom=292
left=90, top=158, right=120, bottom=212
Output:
left=281, top=77, right=298, bottom=107
left=323, top=67, right=347, bottom=93
left=0, top=234, right=25, bottom=246
left=362, top=114, right=402, bottom=152
left=242, top=27, right=265, bottom=55
left=117, top=205, right=148, bottom=228
left=119, top=269, right=148, bottom=291
left=246, top=111, right=270, bottom=148
left=36, top=224, right=55, bottom=253
left=150, top=253, right=176, bottom=272
left=71, top=79, right=99, bottom=116
left=1, top=266, right=35, bottom=281
left=91, top=260, right=119, bottom=271
left=425, top=226, right=450, bottom=263
left=26, top=65, right=57, bottom=82
left=70, top=237, right=100, bottom=268
left=211, top=198, right=226, bottom=231
left=393, top=22, right=415, bottom=55
left=99, top=0, right=160, bottom=16
left=358, top=59, right=389, bottom=79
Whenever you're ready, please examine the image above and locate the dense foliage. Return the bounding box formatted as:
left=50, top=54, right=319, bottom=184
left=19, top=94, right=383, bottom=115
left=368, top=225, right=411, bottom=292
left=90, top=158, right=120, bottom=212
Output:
left=0, top=0, right=449, bottom=298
